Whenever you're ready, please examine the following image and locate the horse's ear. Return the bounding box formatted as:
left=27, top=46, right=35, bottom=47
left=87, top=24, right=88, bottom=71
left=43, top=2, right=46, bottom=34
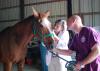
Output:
left=45, top=10, right=50, bottom=18
left=32, top=7, right=39, bottom=17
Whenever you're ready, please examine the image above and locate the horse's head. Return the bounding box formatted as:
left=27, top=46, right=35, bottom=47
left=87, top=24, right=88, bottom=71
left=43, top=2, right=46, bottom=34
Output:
left=32, top=7, right=54, bottom=49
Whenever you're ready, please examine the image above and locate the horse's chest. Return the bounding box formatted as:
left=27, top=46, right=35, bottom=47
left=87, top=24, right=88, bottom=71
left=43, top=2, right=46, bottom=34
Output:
left=11, top=47, right=27, bottom=62
left=14, top=47, right=27, bottom=57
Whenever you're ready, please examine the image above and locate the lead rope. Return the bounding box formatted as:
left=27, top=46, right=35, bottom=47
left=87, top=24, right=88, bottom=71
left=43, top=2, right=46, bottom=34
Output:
left=41, top=42, right=78, bottom=71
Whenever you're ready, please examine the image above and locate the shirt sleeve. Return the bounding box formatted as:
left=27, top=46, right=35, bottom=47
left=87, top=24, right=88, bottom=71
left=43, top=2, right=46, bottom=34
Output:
left=88, top=28, right=100, bottom=49
left=56, top=31, right=69, bottom=50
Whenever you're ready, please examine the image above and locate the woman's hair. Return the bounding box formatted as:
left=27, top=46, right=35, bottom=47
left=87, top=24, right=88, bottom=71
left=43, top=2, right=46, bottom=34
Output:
left=55, top=19, right=67, bottom=31
left=55, top=19, right=63, bottom=24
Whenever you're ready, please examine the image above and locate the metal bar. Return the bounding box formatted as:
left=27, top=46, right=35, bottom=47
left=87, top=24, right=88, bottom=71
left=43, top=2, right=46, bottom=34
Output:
left=24, top=0, right=67, bottom=6
left=49, top=15, right=66, bottom=18
left=67, top=0, right=72, bottom=18
left=19, top=0, right=25, bottom=20
left=73, top=12, right=100, bottom=15
left=0, top=19, right=19, bottom=22
left=0, top=6, right=19, bottom=10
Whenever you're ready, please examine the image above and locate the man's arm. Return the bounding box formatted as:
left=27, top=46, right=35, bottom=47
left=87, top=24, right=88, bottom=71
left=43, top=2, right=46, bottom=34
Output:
left=53, top=48, right=74, bottom=56
left=81, top=43, right=100, bottom=66
left=75, top=43, right=100, bottom=70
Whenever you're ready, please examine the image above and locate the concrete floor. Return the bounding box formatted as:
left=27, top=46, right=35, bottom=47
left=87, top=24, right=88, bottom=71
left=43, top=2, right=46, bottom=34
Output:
left=0, top=63, right=40, bottom=71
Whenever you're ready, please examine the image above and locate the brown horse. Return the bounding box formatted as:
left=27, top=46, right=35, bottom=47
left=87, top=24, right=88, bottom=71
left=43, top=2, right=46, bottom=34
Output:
left=0, top=8, right=53, bottom=71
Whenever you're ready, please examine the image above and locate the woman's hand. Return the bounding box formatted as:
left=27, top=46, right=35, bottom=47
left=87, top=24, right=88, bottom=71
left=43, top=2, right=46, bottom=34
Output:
left=52, top=30, right=59, bottom=42
left=52, top=48, right=58, bottom=53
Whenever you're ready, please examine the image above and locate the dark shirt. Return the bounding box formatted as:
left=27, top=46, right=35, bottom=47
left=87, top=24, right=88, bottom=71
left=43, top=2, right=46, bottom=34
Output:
left=70, top=27, right=100, bottom=71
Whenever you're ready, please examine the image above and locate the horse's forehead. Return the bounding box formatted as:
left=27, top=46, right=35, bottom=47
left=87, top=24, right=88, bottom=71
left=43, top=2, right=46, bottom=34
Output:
left=41, top=18, right=51, bottom=29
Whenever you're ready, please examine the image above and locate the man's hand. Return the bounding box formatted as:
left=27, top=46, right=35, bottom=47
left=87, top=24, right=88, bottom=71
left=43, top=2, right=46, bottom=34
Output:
left=52, top=48, right=74, bottom=56
left=74, top=62, right=85, bottom=71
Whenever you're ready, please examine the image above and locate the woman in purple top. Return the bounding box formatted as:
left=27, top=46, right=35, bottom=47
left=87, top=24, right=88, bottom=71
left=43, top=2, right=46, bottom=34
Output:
left=53, top=15, right=100, bottom=71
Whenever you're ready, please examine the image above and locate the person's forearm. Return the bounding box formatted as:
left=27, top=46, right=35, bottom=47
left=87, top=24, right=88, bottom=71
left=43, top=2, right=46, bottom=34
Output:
left=57, top=49, right=74, bottom=56
left=81, top=44, right=100, bottom=66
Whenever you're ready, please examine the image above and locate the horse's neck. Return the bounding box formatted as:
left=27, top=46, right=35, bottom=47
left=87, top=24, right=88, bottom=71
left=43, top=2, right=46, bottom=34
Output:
left=14, top=21, right=33, bottom=46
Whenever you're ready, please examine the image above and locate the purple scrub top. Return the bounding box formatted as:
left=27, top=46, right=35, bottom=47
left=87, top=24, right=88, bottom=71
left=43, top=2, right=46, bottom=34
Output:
left=70, top=27, right=100, bottom=71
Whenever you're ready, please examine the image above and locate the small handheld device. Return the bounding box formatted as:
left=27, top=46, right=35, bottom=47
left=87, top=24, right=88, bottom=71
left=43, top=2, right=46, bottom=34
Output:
left=65, top=61, right=76, bottom=71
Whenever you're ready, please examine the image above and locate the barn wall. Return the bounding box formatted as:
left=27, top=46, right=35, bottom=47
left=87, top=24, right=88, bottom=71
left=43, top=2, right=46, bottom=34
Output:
left=0, top=0, right=100, bottom=31
left=72, top=0, right=100, bottom=27
left=0, top=0, right=20, bottom=31
left=0, top=0, right=68, bottom=31
left=24, top=0, right=67, bottom=23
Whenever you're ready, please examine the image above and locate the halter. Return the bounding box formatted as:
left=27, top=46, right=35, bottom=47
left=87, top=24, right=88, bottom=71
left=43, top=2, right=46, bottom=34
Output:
left=43, top=33, right=54, bottom=38
left=31, top=16, right=54, bottom=42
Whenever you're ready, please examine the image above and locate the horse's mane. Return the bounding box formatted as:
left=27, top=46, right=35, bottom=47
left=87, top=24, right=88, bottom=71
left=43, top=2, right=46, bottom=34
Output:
left=15, top=15, right=34, bottom=26
left=0, top=27, right=12, bottom=34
